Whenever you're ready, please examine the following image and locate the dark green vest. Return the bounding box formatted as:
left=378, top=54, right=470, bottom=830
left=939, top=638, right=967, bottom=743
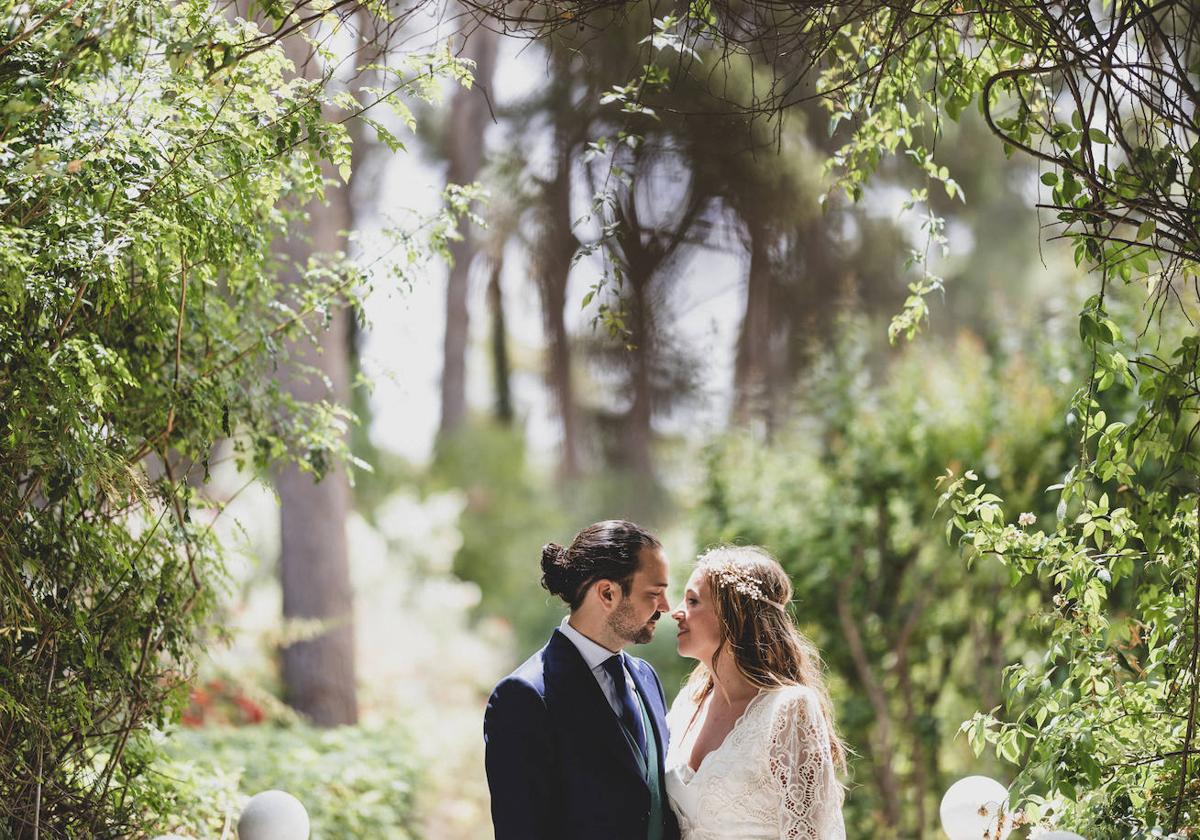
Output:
left=623, top=686, right=664, bottom=840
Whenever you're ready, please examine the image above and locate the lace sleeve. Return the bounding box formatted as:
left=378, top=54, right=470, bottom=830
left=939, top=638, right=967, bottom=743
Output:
left=767, top=686, right=845, bottom=840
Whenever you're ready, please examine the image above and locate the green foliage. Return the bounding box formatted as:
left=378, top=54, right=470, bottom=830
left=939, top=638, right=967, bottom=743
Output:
left=425, top=419, right=685, bottom=672
left=427, top=421, right=569, bottom=652
left=143, top=723, right=423, bottom=839
left=0, top=2, right=459, bottom=835
left=817, top=2, right=1200, bottom=829
left=696, top=329, right=1077, bottom=837
left=630, top=0, right=1200, bottom=831
left=1, top=3, right=331, bottom=834
left=471, top=0, right=1199, bottom=830
left=938, top=293, right=1200, bottom=836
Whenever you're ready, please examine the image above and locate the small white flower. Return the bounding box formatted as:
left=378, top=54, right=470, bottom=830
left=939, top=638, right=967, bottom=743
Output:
left=703, top=561, right=768, bottom=602
left=1018, top=512, right=1037, bottom=527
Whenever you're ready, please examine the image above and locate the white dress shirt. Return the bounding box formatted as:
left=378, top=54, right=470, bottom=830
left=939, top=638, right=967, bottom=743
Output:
left=558, top=616, right=635, bottom=719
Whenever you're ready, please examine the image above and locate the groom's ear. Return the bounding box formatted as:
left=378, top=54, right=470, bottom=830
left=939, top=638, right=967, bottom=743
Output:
left=593, top=578, right=619, bottom=610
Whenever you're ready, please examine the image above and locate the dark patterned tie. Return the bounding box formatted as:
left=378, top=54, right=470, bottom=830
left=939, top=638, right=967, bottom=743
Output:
left=602, top=653, right=648, bottom=759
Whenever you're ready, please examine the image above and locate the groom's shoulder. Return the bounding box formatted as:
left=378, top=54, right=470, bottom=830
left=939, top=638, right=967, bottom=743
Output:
left=626, top=652, right=664, bottom=687
left=491, top=643, right=550, bottom=698
left=625, top=651, right=654, bottom=672
left=485, top=648, right=552, bottom=738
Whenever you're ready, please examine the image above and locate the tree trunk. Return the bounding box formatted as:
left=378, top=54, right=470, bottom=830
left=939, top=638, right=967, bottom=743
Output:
left=533, top=118, right=581, bottom=477
left=608, top=196, right=660, bottom=479
left=439, top=23, right=498, bottom=436
left=733, top=217, right=774, bottom=429
left=835, top=564, right=903, bottom=830
left=440, top=246, right=470, bottom=434
left=895, top=590, right=932, bottom=837
left=487, top=250, right=513, bottom=424
left=623, top=274, right=655, bottom=475
left=275, top=35, right=357, bottom=728
left=276, top=178, right=358, bottom=727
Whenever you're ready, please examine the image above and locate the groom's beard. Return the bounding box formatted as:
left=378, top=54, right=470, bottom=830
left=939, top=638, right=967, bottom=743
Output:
left=609, top=603, right=660, bottom=645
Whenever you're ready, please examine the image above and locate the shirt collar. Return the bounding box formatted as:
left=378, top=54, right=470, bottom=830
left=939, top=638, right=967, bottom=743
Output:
left=558, top=616, right=621, bottom=671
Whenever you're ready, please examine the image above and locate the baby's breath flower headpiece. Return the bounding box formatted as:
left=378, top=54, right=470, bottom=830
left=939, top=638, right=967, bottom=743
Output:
left=697, top=553, right=779, bottom=605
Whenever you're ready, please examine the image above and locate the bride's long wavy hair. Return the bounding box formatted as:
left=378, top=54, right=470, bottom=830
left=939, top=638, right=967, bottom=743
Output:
left=685, top=545, right=847, bottom=771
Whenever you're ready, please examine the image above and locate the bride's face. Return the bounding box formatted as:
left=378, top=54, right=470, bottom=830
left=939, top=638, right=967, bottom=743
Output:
left=672, top=569, right=721, bottom=663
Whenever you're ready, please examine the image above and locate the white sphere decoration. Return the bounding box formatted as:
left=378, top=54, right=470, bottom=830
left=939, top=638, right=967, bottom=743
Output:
left=237, top=790, right=310, bottom=840
left=940, top=776, right=1012, bottom=840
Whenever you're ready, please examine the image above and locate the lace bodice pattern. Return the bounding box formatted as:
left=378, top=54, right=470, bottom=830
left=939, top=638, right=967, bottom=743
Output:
left=664, top=685, right=846, bottom=840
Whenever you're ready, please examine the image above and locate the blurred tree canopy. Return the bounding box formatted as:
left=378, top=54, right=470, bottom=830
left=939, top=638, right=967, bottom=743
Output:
left=4, top=0, right=1198, bottom=835
left=467, top=0, right=1200, bottom=832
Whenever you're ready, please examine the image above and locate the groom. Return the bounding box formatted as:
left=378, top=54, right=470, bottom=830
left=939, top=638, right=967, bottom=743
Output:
left=484, top=520, right=679, bottom=840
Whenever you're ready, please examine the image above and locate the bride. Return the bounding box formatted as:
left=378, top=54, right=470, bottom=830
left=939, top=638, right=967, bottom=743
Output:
left=666, top=546, right=847, bottom=839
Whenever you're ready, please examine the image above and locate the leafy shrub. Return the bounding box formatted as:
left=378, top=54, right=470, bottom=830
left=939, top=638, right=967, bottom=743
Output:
left=428, top=421, right=572, bottom=652
left=696, top=330, right=1077, bottom=837
left=940, top=298, right=1200, bottom=836
left=143, top=723, right=423, bottom=839
left=0, top=2, right=360, bottom=835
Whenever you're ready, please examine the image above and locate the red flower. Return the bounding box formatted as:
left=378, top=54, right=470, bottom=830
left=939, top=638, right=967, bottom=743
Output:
left=234, top=694, right=265, bottom=724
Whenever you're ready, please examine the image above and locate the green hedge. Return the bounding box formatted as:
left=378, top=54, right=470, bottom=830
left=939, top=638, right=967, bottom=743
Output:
left=143, top=724, right=424, bottom=839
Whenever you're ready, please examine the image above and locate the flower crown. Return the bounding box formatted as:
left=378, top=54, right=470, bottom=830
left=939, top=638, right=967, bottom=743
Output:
left=698, top=557, right=771, bottom=603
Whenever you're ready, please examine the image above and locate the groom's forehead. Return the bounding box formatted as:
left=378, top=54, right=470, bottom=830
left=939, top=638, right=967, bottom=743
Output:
left=635, top=547, right=669, bottom=586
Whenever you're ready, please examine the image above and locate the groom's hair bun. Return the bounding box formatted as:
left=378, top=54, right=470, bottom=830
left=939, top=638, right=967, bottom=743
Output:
left=540, top=520, right=661, bottom=610
left=540, top=542, right=569, bottom=595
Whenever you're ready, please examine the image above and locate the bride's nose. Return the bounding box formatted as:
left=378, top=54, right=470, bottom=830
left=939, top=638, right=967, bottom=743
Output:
left=671, top=603, right=684, bottom=622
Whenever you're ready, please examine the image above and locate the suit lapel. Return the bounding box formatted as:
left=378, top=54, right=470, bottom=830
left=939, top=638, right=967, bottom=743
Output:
left=627, top=659, right=668, bottom=763
left=544, top=630, right=648, bottom=786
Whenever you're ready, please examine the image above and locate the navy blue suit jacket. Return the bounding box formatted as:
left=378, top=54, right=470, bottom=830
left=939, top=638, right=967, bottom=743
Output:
left=484, top=629, right=680, bottom=840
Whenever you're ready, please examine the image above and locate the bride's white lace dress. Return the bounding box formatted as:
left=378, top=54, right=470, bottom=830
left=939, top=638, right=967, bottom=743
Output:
left=665, top=684, right=846, bottom=840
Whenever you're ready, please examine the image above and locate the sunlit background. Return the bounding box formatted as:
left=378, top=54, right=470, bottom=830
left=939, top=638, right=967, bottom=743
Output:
left=173, top=9, right=1091, bottom=840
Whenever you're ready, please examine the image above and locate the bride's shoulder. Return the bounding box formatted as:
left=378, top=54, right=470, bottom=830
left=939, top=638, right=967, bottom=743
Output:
left=762, top=683, right=823, bottom=720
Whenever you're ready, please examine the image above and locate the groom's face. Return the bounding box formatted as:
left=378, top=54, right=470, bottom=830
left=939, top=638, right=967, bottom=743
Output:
left=607, top=547, right=670, bottom=646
